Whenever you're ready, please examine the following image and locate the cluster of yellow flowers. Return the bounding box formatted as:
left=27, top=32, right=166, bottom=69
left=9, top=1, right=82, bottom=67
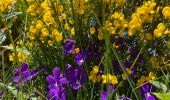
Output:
left=109, top=12, right=128, bottom=36
left=89, top=66, right=118, bottom=85
left=26, top=0, right=80, bottom=47
left=98, top=28, right=105, bottom=40
left=150, top=56, right=170, bottom=69
left=98, top=12, right=128, bottom=40
left=138, top=72, right=156, bottom=85
left=0, top=0, right=14, bottom=13
left=89, top=66, right=101, bottom=83
left=101, top=73, right=118, bottom=85
left=150, top=56, right=159, bottom=69
left=9, top=52, right=28, bottom=62
left=154, top=23, right=170, bottom=38
left=26, top=2, right=67, bottom=46
left=128, top=1, right=156, bottom=36
left=8, top=41, right=31, bottom=62
left=162, top=6, right=170, bottom=19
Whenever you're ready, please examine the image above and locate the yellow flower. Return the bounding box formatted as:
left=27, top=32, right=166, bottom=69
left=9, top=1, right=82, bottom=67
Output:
left=113, top=20, right=121, bottom=28
left=115, top=0, right=126, bottom=4
left=101, top=75, right=107, bottom=84
left=92, top=66, right=99, bottom=74
left=108, top=27, right=115, bottom=35
left=41, top=28, right=49, bottom=37
left=29, top=35, right=35, bottom=41
left=90, top=27, right=96, bottom=34
left=98, top=33, right=104, bottom=40
left=113, top=42, right=119, bottom=48
left=27, top=4, right=36, bottom=13
left=110, top=75, right=118, bottom=84
left=17, top=40, right=23, bottom=45
left=52, top=29, right=59, bottom=36
left=102, top=73, right=118, bottom=85
left=36, top=20, right=43, bottom=30
left=26, top=0, right=33, bottom=3
left=17, top=52, right=26, bottom=62
left=138, top=75, right=146, bottom=85
left=71, top=27, right=75, bottom=35
left=164, top=29, right=170, bottom=35
left=149, top=72, right=156, bottom=80
left=154, top=29, right=162, bottom=38
left=57, top=5, right=64, bottom=15
left=48, top=40, right=53, bottom=46
left=77, top=7, right=85, bottom=15
left=73, top=48, right=80, bottom=54
left=122, top=68, right=131, bottom=80
left=150, top=56, right=159, bottom=68
left=69, top=20, right=74, bottom=25
left=145, top=33, right=153, bottom=41
left=157, top=23, right=165, bottom=32
left=111, top=12, right=124, bottom=20
left=29, top=26, right=38, bottom=34
left=55, top=33, right=63, bottom=42
left=9, top=53, right=14, bottom=61
left=89, top=74, right=96, bottom=83
left=41, top=40, right=45, bottom=44
left=64, top=23, right=70, bottom=30
left=61, top=13, right=67, bottom=20
left=162, top=6, right=170, bottom=19
left=89, top=66, right=100, bottom=83
left=43, top=12, right=54, bottom=25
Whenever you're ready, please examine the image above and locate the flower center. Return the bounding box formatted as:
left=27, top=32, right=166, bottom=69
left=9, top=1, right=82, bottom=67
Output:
left=54, top=82, right=58, bottom=87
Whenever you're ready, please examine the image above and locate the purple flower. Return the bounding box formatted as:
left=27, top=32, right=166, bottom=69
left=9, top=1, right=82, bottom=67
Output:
left=140, top=83, right=156, bottom=100
left=100, top=84, right=114, bottom=100
left=121, top=95, right=131, bottom=100
left=84, top=50, right=92, bottom=61
left=47, top=87, right=66, bottom=100
left=129, top=47, right=139, bottom=58
left=145, top=94, right=156, bottom=100
left=75, top=52, right=84, bottom=66
left=46, top=67, right=67, bottom=100
left=75, top=50, right=92, bottom=66
left=63, top=39, right=75, bottom=55
left=46, top=67, right=67, bottom=90
left=0, top=92, right=3, bottom=97
left=140, top=83, right=156, bottom=94
left=13, top=62, right=38, bottom=83
left=66, top=64, right=86, bottom=90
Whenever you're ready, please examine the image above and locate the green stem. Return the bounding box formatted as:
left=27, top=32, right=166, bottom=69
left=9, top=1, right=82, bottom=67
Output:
left=111, top=46, right=142, bottom=100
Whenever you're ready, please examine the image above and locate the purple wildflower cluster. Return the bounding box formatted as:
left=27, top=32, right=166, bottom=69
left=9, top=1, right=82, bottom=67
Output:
left=46, top=67, right=67, bottom=100
left=13, top=62, right=38, bottom=83
left=63, top=39, right=93, bottom=67
left=46, top=65, right=86, bottom=99
left=66, top=64, right=86, bottom=89
left=10, top=38, right=159, bottom=100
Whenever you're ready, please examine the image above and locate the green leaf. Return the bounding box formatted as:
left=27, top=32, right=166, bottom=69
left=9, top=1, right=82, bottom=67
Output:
left=151, top=81, right=167, bottom=93
left=152, top=92, right=170, bottom=100
left=0, top=45, right=30, bottom=55
left=0, top=28, right=6, bottom=45
left=0, top=83, right=27, bottom=99
left=5, top=12, right=22, bottom=19
left=0, top=83, right=38, bottom=100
